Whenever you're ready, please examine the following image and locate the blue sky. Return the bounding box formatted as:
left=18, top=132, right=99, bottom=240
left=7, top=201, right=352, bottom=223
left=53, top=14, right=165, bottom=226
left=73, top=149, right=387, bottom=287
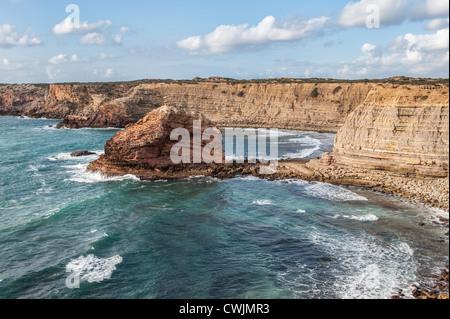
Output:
left=0, top=0, right=448, bottom=83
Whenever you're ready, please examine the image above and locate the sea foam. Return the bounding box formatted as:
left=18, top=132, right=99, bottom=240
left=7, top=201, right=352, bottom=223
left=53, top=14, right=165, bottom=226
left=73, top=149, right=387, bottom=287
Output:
left=304, top=183, right=368, bottom=202
left=64, top=164, right=139, bottom=184
left=253, top=200, right=274, bottom=206
left=65, top=254, right=123, bottom=283
left=332, top=214, right=379, bottom=222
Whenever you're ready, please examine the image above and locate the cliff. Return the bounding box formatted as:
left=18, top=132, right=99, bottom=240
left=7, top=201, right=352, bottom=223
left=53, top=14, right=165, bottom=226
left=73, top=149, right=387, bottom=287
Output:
left=2, top=80, right=447, bottom=135
left=2, top=81, right=375, bottom=132
left=0, top=84, right=45, bottom=116
left=333, top=87, right=449, bottom=177
left=261, top=86, right=449, bottom=210
left=145, top=82, right=372, bottom=132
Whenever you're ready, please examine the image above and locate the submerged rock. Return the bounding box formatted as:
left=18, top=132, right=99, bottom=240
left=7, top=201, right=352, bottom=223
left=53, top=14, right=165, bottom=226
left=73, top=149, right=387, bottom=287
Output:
left=71, top=150, right=96, bottom=157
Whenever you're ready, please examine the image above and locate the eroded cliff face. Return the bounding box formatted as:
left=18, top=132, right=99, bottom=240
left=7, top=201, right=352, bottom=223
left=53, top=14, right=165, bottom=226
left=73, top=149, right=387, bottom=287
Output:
left=333, top=87, right=449, bottom=177
left=2, top=82, right=374, bottom=132
left=0, top=84, right=45, bottom=116
left=147, top=82, right=372, bottom=132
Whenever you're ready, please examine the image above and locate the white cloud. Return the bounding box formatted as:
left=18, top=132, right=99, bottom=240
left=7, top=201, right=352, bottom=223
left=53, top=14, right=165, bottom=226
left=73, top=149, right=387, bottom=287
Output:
left=177, top=15, right=330, bottom=55
left=52, top=17, right=130, bottom=46
left=52, top=18, right=112, bottom=35
left=0, top=24, right=42, bottom=48
left=104, top=68, right=113, bottom=78
left=2, top=58, right=10, bottom=66
left=339, top=0, right=450, bottom=27
left=410, top=0, right=450, bottom=20
left=49, top=54, right=68, bottom=64
left=78, top=32, right=108, bottom=45
left=46, top=66, right=61, bottom=80
left=49, top=54, right=81, bottom=64
left=113, top=26, right=131, bottom=44
left=339, top=25, right=449, bottom=77
left=426, top=18, right=449, bottom=30
left=339, top=0, right=413, bottom=27
left=95, top=52, right=114, bottom=60
left=70, top=54, right=80, bottom=62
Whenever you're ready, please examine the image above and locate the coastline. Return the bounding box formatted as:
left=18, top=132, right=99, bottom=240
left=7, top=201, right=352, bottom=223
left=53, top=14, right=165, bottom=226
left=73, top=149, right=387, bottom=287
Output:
left=1, top=78, right=448, bottom=299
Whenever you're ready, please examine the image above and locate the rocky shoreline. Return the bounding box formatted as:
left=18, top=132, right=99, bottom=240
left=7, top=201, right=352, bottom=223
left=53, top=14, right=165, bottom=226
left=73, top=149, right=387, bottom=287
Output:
left=2, top=78, right=448, bottom=299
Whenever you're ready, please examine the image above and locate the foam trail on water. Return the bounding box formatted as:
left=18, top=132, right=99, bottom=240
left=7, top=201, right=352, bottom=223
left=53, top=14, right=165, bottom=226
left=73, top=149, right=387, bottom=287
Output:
left=332, top=214, right=379, bottom=222
left=47, top=151, right=99, bottom=162
left=64, top=163, right=140, bottom=183
left=304, top=183, right=368, bottom=202
left=65, top=255, right=123, bottom=283
left=253, top=200, right=274, bottom=206
left=308, top=230, right=416, bottom=299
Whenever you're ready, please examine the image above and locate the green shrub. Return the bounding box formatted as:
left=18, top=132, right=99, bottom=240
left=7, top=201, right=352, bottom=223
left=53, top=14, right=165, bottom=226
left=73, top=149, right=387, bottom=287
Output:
left=332, top=86, right=342, bottom=94
left=311, top=88, right=319, bottom=98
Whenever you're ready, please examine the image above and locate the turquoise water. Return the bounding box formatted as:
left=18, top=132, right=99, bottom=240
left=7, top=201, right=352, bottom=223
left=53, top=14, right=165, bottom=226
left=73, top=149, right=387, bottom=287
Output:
left=0, top=116, right=448, bottom=299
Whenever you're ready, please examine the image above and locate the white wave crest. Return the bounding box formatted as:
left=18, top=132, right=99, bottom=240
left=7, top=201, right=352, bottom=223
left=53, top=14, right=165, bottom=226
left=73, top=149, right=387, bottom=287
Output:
left=281, top=135, right=322, bottom=159
left=332, top=214, right=379, bottom=222
left=253, top=200, right=274, bottom=206
left=308, top=230, right=417, bottom=299
left=66, top=254, right=122, bottom=283
left=304, top=183, right=368, bottom=202
left=64, top=163, right=139, bottom=183
left=47, top=151, right=102, bottom=162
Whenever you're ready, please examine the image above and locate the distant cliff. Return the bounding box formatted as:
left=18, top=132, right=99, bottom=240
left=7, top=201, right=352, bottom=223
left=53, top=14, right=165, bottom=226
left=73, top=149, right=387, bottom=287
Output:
left=2, top=79, right=447, bottom=134
left=2, top=81, right=375, bottom=131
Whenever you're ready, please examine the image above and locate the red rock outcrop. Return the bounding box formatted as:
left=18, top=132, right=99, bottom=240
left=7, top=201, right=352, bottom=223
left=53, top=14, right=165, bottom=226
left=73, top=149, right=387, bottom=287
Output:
left=0, top=84, right=45, bottom=116
left=87, top=106, right=254, bottom=180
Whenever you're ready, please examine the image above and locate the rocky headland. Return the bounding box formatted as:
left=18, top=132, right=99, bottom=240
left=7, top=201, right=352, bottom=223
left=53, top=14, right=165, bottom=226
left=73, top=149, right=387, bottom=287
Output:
left=3, top=78, right=447, bottom=210
left=2, top=77, right=449, bottom=299
left=87, top=105, right=258, bottom=180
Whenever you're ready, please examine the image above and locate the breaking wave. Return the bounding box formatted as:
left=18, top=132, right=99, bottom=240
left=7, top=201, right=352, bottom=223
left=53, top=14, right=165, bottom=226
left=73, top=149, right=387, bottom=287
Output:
left=65, top=254, right=123, bottom=283
left=332, top=214, right=379, bottom=222
left=253, top=200, right=274, bottom=206
left=304, top=183, right=368, bottom=202
left=64, top=163, right=139, bottom=183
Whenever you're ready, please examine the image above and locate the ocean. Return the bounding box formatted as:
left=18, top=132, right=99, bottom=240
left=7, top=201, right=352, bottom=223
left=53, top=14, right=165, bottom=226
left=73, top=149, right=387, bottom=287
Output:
left=0, top=116, right=448, bottom=299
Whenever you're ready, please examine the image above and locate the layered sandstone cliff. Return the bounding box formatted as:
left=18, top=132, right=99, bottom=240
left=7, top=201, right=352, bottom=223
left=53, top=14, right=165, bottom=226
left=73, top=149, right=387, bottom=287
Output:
left=2, top=81, right=375, bottom=132
left=3, top=80, right=447, bottom=136
left=146, top=82, right=372, bottom=132
left=333, top=87, right=449, bottom=177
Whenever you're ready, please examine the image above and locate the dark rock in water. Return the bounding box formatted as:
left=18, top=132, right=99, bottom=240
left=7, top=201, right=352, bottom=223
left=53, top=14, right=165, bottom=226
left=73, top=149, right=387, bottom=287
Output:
left=71, top=150, right=96, bottom=157
left=49, top=125, right=53, bottom=128
left=418, top=222, right=426, bottom=227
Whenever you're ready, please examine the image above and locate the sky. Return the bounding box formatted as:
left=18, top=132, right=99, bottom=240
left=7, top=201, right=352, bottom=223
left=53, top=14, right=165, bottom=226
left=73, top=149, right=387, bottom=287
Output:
left=0, top=0, right=448, bottom=83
